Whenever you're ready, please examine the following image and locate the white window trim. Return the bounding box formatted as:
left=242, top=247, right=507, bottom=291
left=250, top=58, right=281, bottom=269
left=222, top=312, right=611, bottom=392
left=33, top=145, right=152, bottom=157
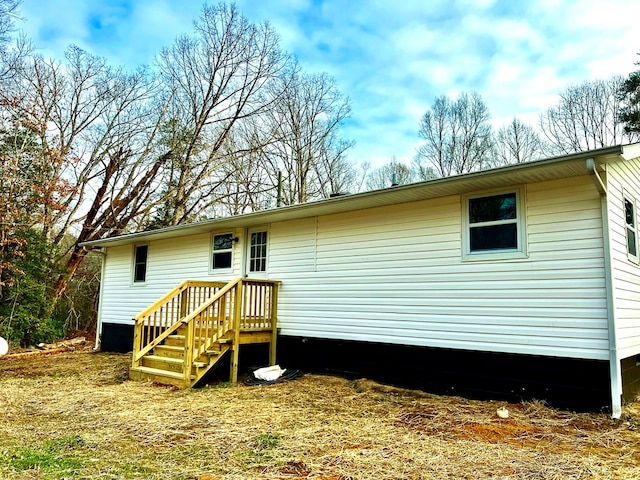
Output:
left=623, top=194, right=639, bottom=264
left=131, top=243, right=149, bottom=286
left=462, top=186, right=528, bottom=262
left=210, top=231, right=235, bottom=274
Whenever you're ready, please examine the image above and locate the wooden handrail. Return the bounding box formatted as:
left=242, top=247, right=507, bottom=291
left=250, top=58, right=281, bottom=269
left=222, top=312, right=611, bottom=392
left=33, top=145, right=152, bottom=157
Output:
left=133, top=280, right=227, bottom=322
left=133, top=280, right=190, bottom=323
left=180, top=278, right=241, bottom=325
left=132, top=277, right=280, bottom=384
left=132, top=280, right=226, bottom=364
left=133, top=320, right=181, bottom=361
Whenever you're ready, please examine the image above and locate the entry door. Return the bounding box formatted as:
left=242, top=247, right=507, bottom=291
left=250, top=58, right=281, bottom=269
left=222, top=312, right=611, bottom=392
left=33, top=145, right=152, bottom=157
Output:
left=246, top=227, right=268, bottom=278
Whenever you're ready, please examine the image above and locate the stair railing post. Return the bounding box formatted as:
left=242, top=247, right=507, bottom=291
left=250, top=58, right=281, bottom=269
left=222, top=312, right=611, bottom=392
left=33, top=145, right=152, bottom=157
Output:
left=269, top=283, right=279, bottom=366
left=183, top=317, right=195, bottom=387
left=230, top=279, right=243, bottom=383
left=132, top=318, right=142, bottom=368
left=179, top=285, right=189, bottom=319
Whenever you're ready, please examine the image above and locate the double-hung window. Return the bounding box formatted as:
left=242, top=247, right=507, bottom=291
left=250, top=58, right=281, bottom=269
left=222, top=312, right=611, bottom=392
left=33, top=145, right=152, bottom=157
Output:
left=463, top=188, right=526, bottom=260
left=212, top=233, right=234, bottom=271
left=624, top=196, right=638, bottom=261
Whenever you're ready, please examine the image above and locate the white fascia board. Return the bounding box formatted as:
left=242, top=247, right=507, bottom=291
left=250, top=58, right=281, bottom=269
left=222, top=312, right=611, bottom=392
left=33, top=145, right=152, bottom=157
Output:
left=620, top=143, right=640, bottom=161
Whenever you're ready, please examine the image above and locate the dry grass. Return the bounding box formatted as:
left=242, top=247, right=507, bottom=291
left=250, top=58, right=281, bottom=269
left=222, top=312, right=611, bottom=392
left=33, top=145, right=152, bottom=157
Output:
left=1, top=351, right=639, bottom=480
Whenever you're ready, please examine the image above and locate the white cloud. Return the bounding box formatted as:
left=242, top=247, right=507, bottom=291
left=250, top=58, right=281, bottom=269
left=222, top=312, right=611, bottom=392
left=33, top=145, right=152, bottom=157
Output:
left=12, top=0, right=640, bottom=169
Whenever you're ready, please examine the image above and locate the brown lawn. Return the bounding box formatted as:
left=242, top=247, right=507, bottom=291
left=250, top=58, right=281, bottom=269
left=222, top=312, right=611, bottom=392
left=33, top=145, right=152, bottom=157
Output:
left=0, top=350, right=639, bottom=479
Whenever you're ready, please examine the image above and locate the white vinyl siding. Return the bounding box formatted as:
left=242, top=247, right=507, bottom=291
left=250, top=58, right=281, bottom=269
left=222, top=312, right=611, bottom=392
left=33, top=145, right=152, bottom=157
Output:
left=269, top=176, right=609, bottom=360
left=606, top=157, right=640, bottom=359
left=100, top=229, right=243, bottom=326
left=268, top=217, right=317, bottom=273
left=99, top=176, right=610, bottom=360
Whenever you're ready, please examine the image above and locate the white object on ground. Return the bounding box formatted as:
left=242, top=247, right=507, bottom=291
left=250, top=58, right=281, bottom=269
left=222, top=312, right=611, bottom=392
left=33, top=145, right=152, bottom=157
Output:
left=253, top=365, right=286, bottom=381
left=496, top=407, right=509, bottom=419
left=0, top=337, right=8, bottom=356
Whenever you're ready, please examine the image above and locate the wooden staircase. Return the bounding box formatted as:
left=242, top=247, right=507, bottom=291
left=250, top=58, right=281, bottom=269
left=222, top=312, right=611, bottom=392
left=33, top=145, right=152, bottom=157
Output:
left=129, top=278, right=279, bottom=388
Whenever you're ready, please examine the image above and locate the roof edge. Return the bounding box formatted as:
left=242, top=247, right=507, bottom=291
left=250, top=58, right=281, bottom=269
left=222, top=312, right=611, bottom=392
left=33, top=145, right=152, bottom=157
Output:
left=81, top=143, right=632, bottom=248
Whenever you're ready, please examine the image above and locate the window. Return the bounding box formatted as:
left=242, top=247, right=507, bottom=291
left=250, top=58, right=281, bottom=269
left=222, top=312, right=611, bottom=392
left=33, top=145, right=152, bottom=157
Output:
left=463, top=188, right=526, bottom=260
left=133, top=245, right=148, bottom=283
left=624, top=197, right=638, bottom=260
left=212, top=233, right=234, bottom=270
left=249, top=230, right=267, bottom=273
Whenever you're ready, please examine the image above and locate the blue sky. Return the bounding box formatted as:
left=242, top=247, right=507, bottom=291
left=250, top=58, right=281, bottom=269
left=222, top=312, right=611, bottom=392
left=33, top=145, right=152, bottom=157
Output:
left=16, top=0, right=640, bottom=167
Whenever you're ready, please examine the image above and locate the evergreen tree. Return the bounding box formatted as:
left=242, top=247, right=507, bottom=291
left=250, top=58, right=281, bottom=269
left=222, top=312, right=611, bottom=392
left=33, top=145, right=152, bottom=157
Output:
left=620, top=56, right=640, bottom=134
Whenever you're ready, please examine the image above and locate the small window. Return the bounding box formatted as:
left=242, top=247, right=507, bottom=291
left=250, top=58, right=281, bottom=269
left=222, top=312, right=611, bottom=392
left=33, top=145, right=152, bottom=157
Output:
left=249, top=231, right=267, bottom=273
left=212, top=233, right=234, bottom=270
left=624, top=197, right=638, bottom=260
left=133, top=245, right=148, bottom=283
left=463, top=188, right=526, bottom=261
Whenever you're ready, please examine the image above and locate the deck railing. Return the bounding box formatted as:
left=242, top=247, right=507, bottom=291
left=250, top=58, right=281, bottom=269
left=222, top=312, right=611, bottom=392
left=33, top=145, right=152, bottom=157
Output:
left=132, top=281, right=226, bottom=365
left=132, top=278, right=280, bottom=382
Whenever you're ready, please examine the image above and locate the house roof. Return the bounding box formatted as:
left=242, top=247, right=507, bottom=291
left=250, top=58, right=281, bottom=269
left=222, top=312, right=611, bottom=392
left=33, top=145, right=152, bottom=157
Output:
left=81, top=143, right=640, bottom=248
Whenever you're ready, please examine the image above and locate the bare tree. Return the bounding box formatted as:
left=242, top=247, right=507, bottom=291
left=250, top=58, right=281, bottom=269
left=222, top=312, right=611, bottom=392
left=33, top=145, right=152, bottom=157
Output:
left=365, top=158, right=416, bottom=190
left=495, top=118, right=545, bottom=165
left=410, top=156, right=438, bottom=182
left=203, top=124, right=274, bottom=217
left=259, top=63, right=353, bottom=205
left=0, top=46, right=173, bottom=301
left=540, top=76, right=638, bottom=154
left=0, top=0, right=20, bottom=48
left=314, top=138, right=358, bottom=197
left=417, top=91, right=494, bottom=177
left=154, top=3, right=288, bottom=225
left=0, top=1, right=31, bottom=82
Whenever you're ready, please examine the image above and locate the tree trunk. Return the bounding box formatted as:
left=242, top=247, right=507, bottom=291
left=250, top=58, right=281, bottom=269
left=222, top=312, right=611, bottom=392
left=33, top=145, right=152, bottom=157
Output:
left=51, top=245, right=88, bottom=306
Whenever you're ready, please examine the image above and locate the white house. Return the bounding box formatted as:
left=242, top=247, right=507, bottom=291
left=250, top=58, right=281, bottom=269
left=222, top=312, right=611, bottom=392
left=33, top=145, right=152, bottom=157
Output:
left=83, top=144, right=640, bottom=417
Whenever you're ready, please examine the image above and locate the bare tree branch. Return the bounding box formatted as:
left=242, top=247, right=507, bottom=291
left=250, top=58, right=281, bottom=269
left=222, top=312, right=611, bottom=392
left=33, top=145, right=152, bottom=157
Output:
left=417, top=92, right=494, bottom=177
left=539, top=76, right=638, bottom=154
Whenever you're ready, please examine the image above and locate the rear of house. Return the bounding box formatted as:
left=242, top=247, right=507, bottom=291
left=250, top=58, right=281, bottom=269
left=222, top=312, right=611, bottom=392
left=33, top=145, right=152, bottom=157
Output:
left=86, top=144, right=640, bottom=416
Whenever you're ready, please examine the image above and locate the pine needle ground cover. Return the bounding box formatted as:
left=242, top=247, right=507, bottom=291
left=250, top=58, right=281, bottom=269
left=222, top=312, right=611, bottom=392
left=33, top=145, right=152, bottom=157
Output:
left=0, top=351, right=639, bottom=480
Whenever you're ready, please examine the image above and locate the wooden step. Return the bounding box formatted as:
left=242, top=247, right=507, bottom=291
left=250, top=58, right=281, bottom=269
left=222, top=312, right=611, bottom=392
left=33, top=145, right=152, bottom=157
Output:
left=129, top=366, right=194, bottom=388
left=141, top=355, right=185, bottom=373
left=143, top=354, right=209, bottom=371
left=164, top=334, right=208, bottom=347
left=206, top=341, right=226, bottom=351
left=153, top=345, right=184, bottom=359
left=164, top=334, right=186, bottom=347
left=177, top=321, right=221, bottom=332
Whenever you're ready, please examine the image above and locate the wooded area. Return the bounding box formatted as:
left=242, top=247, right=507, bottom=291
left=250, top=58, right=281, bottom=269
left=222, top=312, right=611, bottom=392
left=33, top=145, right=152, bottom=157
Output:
left=1, top=0, right=639, bottom=346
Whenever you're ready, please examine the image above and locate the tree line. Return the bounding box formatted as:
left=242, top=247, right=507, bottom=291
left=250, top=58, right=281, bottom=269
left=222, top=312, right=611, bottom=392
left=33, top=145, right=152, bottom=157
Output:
left=0, top=0, right=639, bottom=345
left=367, top=76, right=640, bottom=188
left=0, top=2, right=356, bottom=344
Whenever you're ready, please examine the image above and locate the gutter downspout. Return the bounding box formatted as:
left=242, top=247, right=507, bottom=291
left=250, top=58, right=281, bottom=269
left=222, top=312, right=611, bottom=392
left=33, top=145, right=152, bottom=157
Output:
left=588, top=158, right=622, bottom=418
left=93, top=248, right=107, bottom=352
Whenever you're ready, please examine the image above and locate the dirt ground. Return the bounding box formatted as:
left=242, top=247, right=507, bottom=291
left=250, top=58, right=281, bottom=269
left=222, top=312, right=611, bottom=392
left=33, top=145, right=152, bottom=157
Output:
left=0, top=349, right=639, bottom=480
